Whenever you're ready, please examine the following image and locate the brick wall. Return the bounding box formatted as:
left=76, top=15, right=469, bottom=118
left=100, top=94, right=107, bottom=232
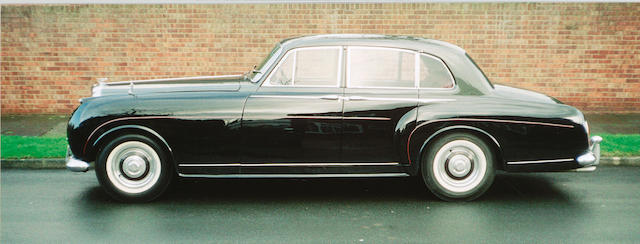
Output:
left=2, top=3, right=639, bottom=114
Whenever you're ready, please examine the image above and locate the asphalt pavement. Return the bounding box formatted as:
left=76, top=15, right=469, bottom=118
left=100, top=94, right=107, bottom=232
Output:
left=2, top=167, right=640, bottom=243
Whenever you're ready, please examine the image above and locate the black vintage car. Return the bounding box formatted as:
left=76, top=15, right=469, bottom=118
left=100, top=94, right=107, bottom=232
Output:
left=66, top=34, right=601, bottom=202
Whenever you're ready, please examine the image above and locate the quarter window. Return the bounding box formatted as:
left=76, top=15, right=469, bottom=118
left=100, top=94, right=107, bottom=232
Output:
left=265, top=47, right=341, bottom=87
left=348, top=47, right=415, bottom=88
left=420, top=54, right=454, bottom=89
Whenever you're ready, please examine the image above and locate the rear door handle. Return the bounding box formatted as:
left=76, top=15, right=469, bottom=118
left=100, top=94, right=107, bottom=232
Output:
left=320, top=95, right=340, bottom=100
left=345, top=96, right=366, bottom=101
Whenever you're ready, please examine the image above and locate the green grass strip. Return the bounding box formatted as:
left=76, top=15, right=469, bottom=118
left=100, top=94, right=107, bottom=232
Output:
left=1, top=135, right=67, bottom=159
left=0, top=134, right=638, bottom=159
left=596, top=134, right=640, bottom=157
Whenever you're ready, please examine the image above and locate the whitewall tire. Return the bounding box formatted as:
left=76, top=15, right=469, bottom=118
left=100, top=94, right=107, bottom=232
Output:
left=421, top=132, right=495, bottom=201
left=96, top=134, right=173, bottom=202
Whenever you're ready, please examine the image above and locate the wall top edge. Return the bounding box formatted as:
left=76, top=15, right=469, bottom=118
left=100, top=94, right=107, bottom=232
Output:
left=2, top=0, right=638, bottom=5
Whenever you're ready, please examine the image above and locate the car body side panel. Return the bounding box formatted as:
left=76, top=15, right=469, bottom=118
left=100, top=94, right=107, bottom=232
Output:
left=342, top=87, right=418, bottom=164
left=241, top=86, right=344, bottom=165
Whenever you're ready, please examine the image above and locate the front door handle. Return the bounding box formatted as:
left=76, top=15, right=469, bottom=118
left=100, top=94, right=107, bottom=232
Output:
left=320, top=95, right=340, bottom=100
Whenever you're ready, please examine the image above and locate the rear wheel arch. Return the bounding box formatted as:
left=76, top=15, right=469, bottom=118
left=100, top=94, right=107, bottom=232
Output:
left=414, top=124, right=504, bottom=172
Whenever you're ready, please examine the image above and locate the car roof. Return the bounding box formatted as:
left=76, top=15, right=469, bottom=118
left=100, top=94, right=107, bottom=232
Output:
left=279, top=34, right=466, bottom=55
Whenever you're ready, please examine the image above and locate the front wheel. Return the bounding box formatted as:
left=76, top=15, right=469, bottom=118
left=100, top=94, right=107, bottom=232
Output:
left=95, top=134, right=173, bottom=202
left=421, top=132, right=495, bottom=201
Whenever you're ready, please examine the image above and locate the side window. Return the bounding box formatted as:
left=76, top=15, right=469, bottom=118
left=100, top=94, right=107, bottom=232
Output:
left=348, top=47, right=415, bottom=88
left=265, top=47, right=341, bottom=87
left=295, top=48, right=340, bottom=86
left=420, top=54, right=454, bottom=89
left=267, top=53, right=294, bottom=86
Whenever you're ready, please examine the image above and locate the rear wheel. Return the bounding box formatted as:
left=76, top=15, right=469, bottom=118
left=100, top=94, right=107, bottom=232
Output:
left=95, top=134, right=173, bottom=202
left=421, top=132, right=495, bottom=201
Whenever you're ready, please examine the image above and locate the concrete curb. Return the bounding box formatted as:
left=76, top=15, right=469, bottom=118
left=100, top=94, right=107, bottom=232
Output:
left=1, top=156, right=639, bottom=169
left=601, top=156, right=640, bottom=167
left=1, top=158, right=67, bottom=169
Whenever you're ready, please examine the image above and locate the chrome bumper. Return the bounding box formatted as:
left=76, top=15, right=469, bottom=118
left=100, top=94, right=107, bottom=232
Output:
left=66, top=147, right=90, bottom=172
left=576, top=136, right=602, bottom=168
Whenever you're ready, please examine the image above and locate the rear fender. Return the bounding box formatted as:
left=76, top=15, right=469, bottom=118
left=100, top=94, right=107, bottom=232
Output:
left=406, top=122, right=504, bottom=176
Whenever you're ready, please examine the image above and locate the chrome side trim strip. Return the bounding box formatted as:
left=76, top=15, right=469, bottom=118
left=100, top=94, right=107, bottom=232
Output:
left=344, top=117, right=391, bottom=121
left=418, top=98, right=456, bottom=103
left=344, top=96, right=454, bottom=103
left=180, top=163, right=242, bottom=167
left=250, top=95, right=329, bottom=100
left=243, top=115, right=391, bottom=121
left=251, top=95, right=454, bottom=106
left=285, top=115, right=343, bottom=120
left=427, top=118, right=574, bottom=128
left=284, top=116, right=391, bottom=121
left=178, top=173, right=410, bottom=178
left=179, top=162, right=401, bottom=167
left=506, top=158, right=574, bottom=165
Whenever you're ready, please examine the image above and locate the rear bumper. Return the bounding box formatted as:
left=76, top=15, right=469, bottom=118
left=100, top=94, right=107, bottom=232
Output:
left=66, top=147, right=90, bottom=172
left=504, top=136, right=603, bottom=172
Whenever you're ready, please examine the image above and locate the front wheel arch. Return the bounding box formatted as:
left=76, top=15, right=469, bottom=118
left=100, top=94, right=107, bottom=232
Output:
left=91, top=125, right=175, bottom=170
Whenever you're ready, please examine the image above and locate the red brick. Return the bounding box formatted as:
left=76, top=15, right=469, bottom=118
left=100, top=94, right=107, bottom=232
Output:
left=1, top=3, right=640, bottom=114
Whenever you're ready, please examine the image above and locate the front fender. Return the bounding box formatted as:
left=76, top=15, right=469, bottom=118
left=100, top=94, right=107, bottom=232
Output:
left=91, top=124, right=174, bottom=161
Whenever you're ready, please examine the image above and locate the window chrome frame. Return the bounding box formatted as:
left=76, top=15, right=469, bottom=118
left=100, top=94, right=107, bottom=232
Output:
left=262, top=46, right=343, bottom=88
left=418, top=52, right=457, bottom=90
left=345, top=46, right=456, bottom=90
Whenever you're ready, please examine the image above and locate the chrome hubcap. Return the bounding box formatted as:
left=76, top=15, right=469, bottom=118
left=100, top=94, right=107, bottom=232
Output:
left=106, top=141, right=161, bottom=194
left=447, top=154, right=472, bottom=178
left=432, top=140, right=487, bottom=193
left=121, top=155, right=148, bottom=179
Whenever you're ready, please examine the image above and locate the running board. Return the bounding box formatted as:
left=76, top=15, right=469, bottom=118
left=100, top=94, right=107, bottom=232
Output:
left=178, top=173, right=410, bottom=179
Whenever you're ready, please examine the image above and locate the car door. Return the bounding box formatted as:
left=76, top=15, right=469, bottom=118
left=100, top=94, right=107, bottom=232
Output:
left=342, top=46, right=420, bottom=164
left=242, top=46, right=344, bottom=167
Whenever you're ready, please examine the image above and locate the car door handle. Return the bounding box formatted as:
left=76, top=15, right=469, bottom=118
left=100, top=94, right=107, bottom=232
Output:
left=345, top=96, right=366, bottom=101
left=320, top=95, right=340, bottom=100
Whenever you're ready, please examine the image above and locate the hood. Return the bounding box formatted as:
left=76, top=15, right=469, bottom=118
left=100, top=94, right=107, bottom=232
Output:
left=91, top=75, right=244, bottom=97
left=492, top=84, right=562, bottom=105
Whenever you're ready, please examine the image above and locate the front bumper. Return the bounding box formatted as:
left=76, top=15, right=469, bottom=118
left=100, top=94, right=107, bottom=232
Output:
left=66, top=147, right=90, bottom=172
left=576, top=136, right=602, bottom=168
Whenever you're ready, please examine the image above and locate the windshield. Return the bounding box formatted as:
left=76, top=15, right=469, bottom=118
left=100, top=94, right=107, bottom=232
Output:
left=248, top=43, right=282, bottom=82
